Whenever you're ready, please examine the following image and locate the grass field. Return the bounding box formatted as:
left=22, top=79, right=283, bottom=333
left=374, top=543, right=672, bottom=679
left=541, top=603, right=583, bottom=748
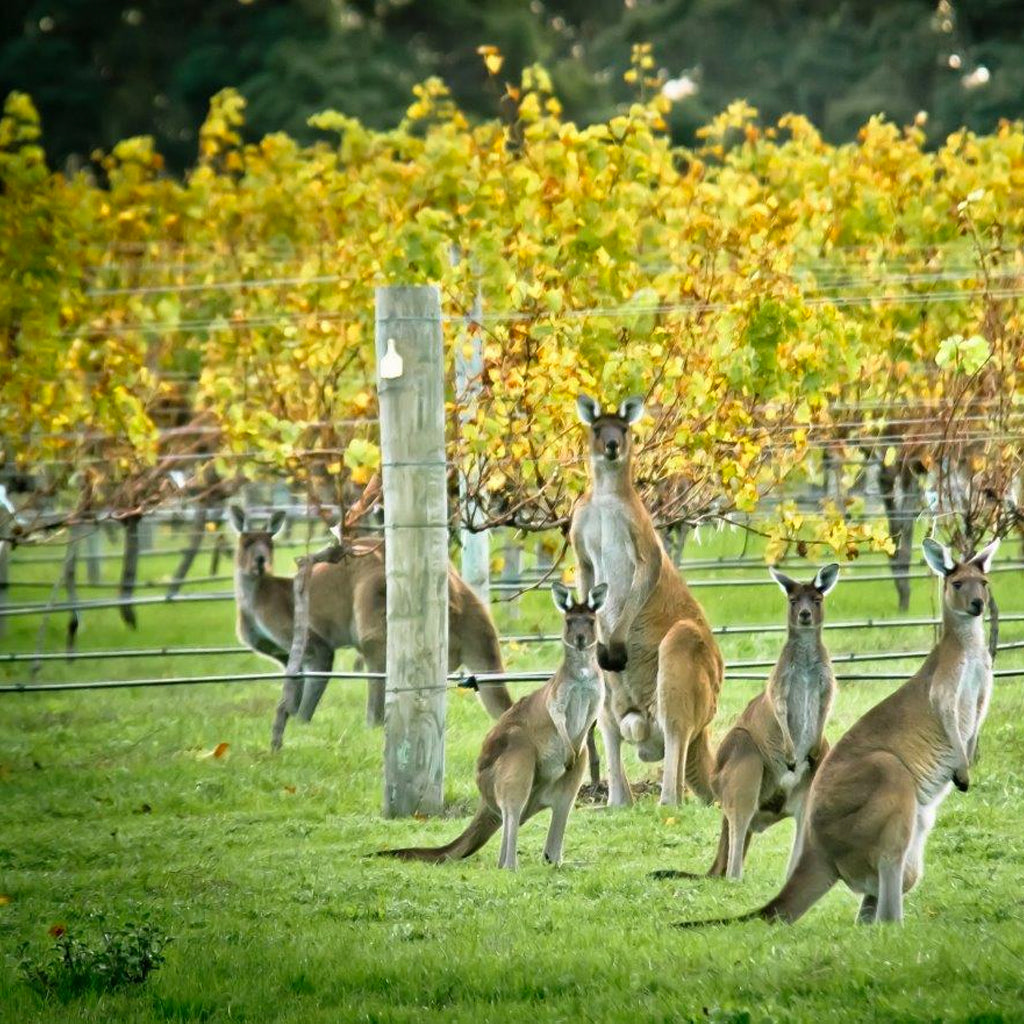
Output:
left=2, top=525, right=1024, bottom=1023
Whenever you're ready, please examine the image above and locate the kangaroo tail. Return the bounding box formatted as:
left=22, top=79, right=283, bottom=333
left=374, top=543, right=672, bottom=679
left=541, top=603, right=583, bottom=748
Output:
left=673, top=845, right=837, bottom=927
left=375, top=806, right=500, bottom=863
left=457, top=595, right=513, bottom=719
left=684, top=728, right=716, bottom=805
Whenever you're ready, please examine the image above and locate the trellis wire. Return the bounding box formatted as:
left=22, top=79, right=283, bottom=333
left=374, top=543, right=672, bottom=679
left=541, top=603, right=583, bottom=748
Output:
left=5, top=560, right=1022, bottom=596
left=5, top=569, right=1024, bottom=619
left=80, top=263, right=1024, bottom=299
left=53, top=281, right=1024, bottom=340
left=5, top=665, right=1024, bottom=696
left=4, top=638, right=1023, bottom=669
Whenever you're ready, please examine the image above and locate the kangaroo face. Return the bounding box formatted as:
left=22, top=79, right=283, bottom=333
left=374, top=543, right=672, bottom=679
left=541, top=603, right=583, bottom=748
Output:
left=563, top=606, right=599, bottom=651
left=237, top=532, right=275, bottom=578
left=946, top=564, right=989, bottom=618
left=769, top=563, right=840, bottom=631
left=576, top=394, right=644, bottom=466
left=227, top=505, right=286, bottom=579
left=552, top=582, right=608, bottom=650
left=923, top=537, right=998, bottom=619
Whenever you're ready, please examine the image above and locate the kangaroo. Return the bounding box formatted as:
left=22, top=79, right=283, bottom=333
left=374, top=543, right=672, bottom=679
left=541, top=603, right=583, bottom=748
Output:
left=377, top=583, right=608, bottom=869
left=678, top=537, right=998, bottom=926
left=570, top=395, right=723, bottom=806
left=656, top=564, right=839, bottom=883
left=227, top=507, right=512, bottom=748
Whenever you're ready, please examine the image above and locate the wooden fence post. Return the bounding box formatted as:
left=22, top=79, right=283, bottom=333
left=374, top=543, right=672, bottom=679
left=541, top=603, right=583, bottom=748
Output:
left=375, top=285, right=448, bottom=818
left=455, top=287, right=490, bottom=605
left=0, top=539, right=8, bottom=640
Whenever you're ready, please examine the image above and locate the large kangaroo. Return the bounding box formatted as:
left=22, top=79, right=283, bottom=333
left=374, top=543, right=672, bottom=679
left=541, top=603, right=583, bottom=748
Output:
left=570, top=395, right=723, bottom=806
left=228, top=507, right=512, bottom=748
left=679, top=538, right=998, bottom=926
left=656, top=564, right=839, bottom=882
left=377, top=582, right=608, bottom=869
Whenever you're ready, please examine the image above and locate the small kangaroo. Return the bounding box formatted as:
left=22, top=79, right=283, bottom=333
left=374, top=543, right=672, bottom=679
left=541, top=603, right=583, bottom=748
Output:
left=377, top=583, right=608, bottom=870
left=678, top=538, right=998, bottom=926
left=570, top=395, right=723, bottom=806
left=656, top=564, right=839, bottom=883
left=228, top=507, right=512, bottom=748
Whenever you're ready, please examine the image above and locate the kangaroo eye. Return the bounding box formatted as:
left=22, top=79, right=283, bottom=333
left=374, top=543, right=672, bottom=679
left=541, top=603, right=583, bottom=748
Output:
left=952, top=582, right=963, bottom=590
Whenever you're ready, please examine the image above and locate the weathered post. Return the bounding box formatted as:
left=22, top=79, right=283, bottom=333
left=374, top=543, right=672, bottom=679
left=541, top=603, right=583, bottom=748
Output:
left=83, top=526, right=102, bottom=585
left=501, top=531, right=522, bottom=622
left=455, top=287, right=490, bottom=605
left=0, top=539, right=8, bottom=640
left=375, top=285, right=448, bottom=818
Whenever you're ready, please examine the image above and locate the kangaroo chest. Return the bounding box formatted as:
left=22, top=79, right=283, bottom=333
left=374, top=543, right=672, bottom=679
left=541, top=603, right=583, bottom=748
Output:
left=773, top=650, right=829, bottom=759
left=952, top=651, right=991, bottom=746
left=919, top=647, right=991, bottom=803
left=578, top=497, right=638, bottom=595
left=561, top=671, right=602, bottom=741
left=786, top=672, right=825, bottom=762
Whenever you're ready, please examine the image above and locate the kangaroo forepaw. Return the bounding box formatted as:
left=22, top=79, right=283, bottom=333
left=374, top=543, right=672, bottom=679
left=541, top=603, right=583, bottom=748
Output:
left=597, top=642, right=628, bottom=672
left=953, top=767, right=970, bottom=792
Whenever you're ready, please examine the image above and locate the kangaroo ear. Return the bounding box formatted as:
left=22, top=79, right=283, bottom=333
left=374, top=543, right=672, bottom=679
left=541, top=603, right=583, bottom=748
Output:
left=329, top=523, right=343, bottom=544
left=267, top=510, right=286, bottom=537
left=922, top=537, right=955, bottom=577
left=618, top=396, right=644, bottom=424
left=227, top=505, right=246, bottom=535
left=576, top=394, right=600, bottom=425
left=769, top=565, right=798, bottom=594
left=969, top=537, right=999, bottom=574
left=551, top=582, right=574, bottom=613
left=587, top=582, right=609, bottom=611
left=813, top=563, right=840, bottom=595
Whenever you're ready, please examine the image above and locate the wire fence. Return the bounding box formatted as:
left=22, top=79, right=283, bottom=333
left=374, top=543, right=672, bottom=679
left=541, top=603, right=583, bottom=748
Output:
left=4, top=638, right=1023, bottom=670
left=5, top=662, right=1024, bottom=696
left=4, top=559, right=1023, bottom=607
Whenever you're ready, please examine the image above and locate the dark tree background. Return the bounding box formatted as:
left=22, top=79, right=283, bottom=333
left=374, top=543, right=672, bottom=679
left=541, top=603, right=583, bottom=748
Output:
left=2, top=0, right=1022, bottom=170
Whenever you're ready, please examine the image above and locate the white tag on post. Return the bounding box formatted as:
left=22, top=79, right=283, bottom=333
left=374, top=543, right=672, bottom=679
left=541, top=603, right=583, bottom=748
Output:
left=380, top=338, right=404, bottom=380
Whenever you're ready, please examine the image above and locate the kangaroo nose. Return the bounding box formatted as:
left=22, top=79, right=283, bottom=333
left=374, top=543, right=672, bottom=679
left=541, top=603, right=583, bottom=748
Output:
left=255, top=554, right=266, bottom=572
left=970, top=598, right=983, bottom=615
left=798, top=609, right=812, bottom=624
left=605, top=441, right=619, bottom=459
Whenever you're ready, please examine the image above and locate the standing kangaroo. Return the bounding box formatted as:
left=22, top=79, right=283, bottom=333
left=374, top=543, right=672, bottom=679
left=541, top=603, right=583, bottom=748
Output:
left=570, top=395, right=723, bottom=806
left=228, top=507, right=512, bottom=748
left=679, top=538, right=998, bottom=926
left=377, top=583, right=608, bottom=869
left=656, top=564, right=839, bottom=882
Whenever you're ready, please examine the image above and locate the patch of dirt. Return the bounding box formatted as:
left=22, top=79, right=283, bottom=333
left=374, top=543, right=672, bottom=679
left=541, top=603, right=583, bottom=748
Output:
left=575, top=778, right=661, bottom=806
left=441, top=796, right=477, bottom=818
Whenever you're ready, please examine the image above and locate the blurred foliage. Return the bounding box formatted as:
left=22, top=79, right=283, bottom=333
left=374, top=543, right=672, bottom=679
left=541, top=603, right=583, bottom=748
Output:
left=2, top=0, right=1024, bottom=171
left=2, top=43, right=1023, bottom=558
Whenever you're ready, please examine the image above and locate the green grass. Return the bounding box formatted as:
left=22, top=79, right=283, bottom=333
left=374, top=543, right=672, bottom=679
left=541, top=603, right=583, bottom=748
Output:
left=2, top=526, right=1024, bottom=1022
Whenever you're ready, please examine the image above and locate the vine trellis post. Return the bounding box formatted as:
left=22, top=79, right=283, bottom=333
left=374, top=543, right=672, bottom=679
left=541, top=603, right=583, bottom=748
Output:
left=375, top=284, right=449, bottom=818
left=452, top=248, right=490, bottom=606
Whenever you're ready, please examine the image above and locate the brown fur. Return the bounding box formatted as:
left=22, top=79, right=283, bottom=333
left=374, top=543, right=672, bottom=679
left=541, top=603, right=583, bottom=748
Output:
left=377, top=584, right=608, bottom=869
left=228, top=508, right=512, bottom=749
left=656, top=566, right=839, bottom=882
left=570, top=396, right=723, bottom=806
left=677, top=539, right=998, bottom=927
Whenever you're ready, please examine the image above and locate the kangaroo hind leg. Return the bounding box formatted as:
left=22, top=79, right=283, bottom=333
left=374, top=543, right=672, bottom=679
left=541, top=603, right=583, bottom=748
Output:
left=296, top=635, right=335, bottom=722
left=660, top=728, right=691, bottom=807
left=495, top=751, right=535, bottom=870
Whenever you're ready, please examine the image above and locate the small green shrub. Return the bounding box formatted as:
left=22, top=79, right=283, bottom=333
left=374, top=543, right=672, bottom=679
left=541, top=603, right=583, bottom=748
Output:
left=18, top=920, right=170, bottom=998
